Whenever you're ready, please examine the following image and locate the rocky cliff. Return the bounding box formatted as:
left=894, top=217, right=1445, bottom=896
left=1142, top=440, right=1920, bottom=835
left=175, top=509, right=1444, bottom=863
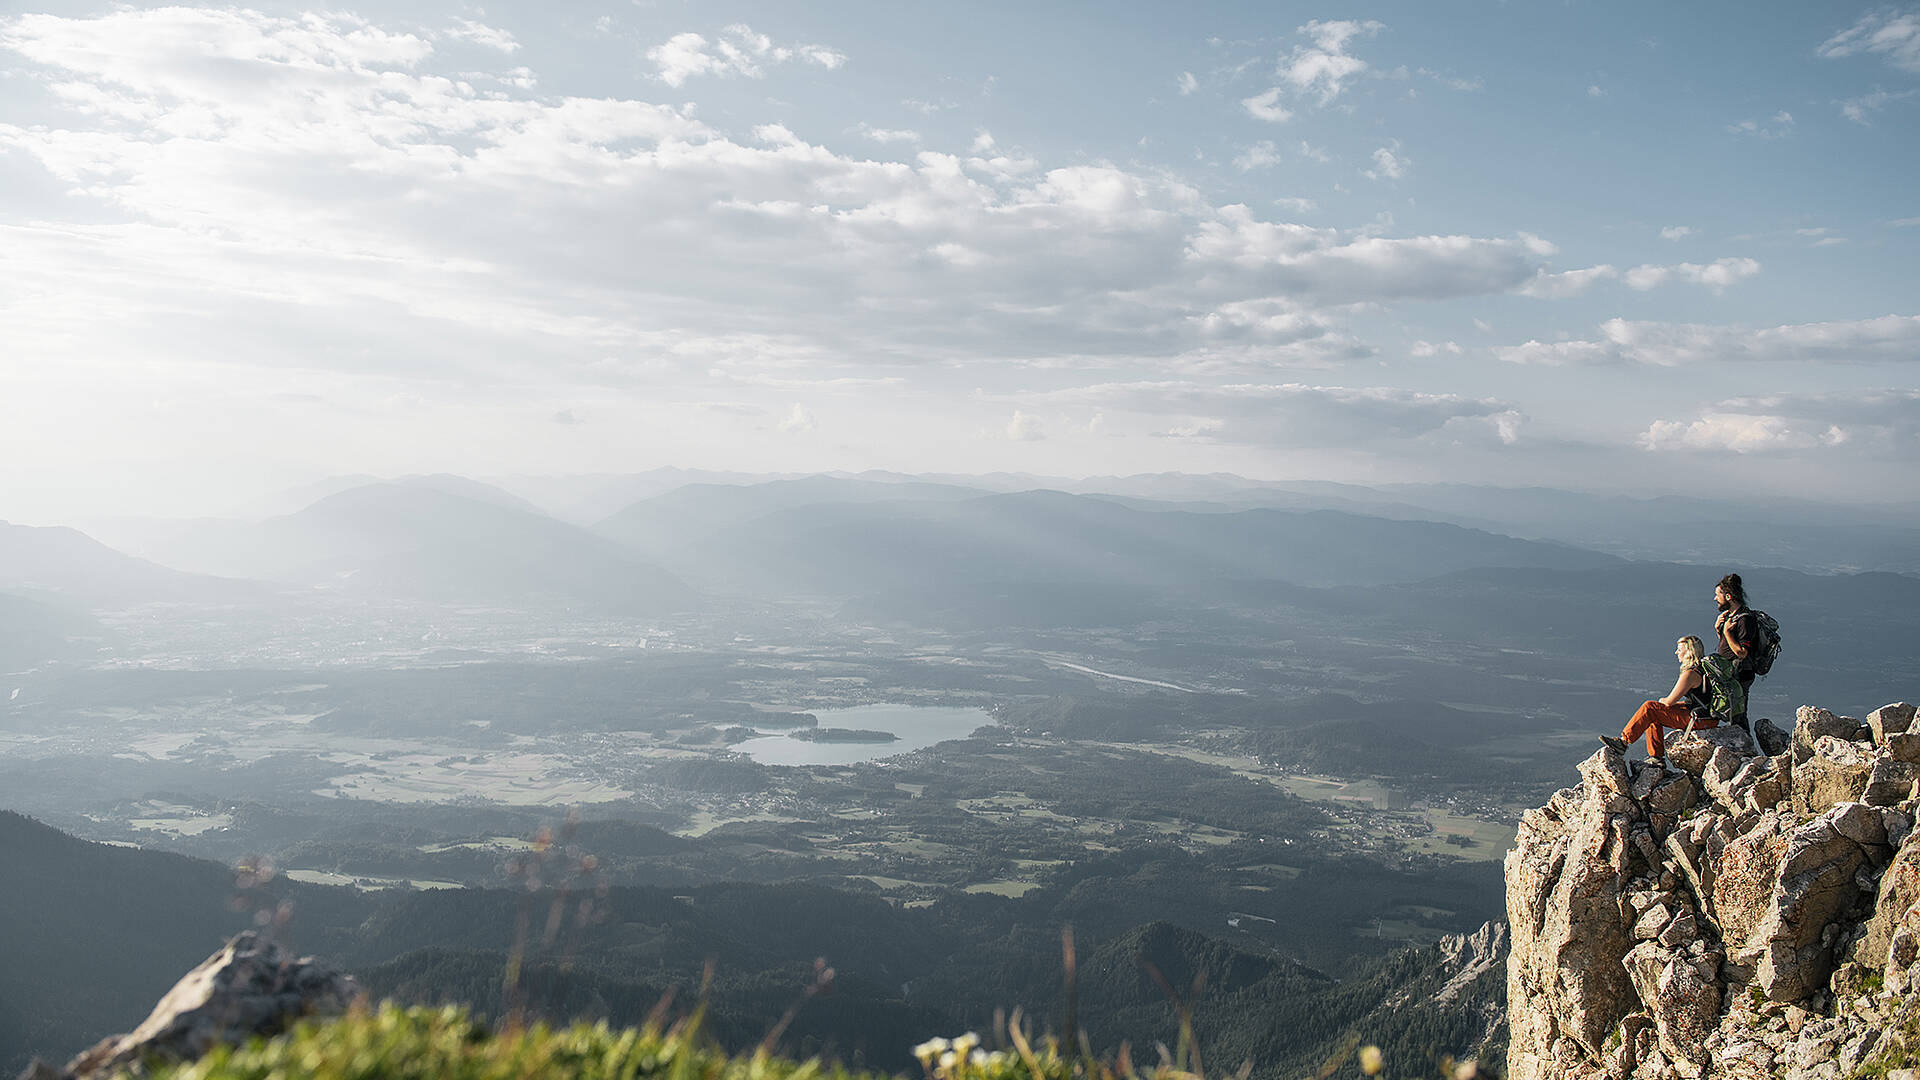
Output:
left=1506, top=703, right=1920, bottom=1080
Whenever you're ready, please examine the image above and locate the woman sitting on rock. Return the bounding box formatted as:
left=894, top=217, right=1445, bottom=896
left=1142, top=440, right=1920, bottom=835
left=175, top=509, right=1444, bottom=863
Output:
left=1603, top=635, right=1722, bottom=762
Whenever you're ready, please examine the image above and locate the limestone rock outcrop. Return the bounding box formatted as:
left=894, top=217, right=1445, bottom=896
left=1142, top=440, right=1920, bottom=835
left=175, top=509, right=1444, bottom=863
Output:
left=50, top=933, right=360, bottom=1080
left=1507, top=704, right=1920, bottom=1080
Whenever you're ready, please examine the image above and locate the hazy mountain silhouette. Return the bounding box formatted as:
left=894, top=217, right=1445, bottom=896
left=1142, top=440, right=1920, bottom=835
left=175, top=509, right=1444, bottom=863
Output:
left=593, top=475, right=988, bottom=558
left=652, top=489, right=1619, bottom=596
left=243, top=484, right=695, bottom=612
left=0, top=521, right=250, bottom=606
left=486, top=468, right=810, bottom=525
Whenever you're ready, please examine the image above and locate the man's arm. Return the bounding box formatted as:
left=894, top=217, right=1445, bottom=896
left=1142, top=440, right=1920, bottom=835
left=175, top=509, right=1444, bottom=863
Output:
left=1725, top=613, right=1752, bottom=657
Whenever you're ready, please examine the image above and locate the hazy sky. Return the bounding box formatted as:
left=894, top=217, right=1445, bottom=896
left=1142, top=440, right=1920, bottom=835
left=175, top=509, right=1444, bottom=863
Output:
left=3, top=1, right=1917, bottom=521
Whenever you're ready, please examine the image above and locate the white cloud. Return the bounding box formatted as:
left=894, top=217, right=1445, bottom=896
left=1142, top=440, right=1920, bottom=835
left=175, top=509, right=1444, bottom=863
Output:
left=1272, top=196, right=1316, bottom=213
left=1177, top=71, right=1198, bottom=95
left=1005, top=409, right=1045, bottom=441
left=1641, top=390, right=1920, bottom=456
left=1233, top=140, right=1281, bottom=171
left=1819, top=10, right=1920, bottom=73
left=1363, top=144, right=1406, bottom=181
left=1497, top=314, right=1920, bottom=366
left=1185, top=207, right=1554, bottom=304
left=854, top=123, right=920, bottom=145
left=1587, top=85, right=1606, bottom=98
left=1295, top=141, right=1331, bottom=163
left=1282, top=19, right=1383, bottom=105
left=1660, top=225, right=1693, bottom=240
left=1621, top=256, right=1761, bottom=292
left=1241, top=87, right=1293, bottom=122
left=646, top=24, right=844, bottom=87
left=1727, top=111, right=1794, bottom=138
left=445, top=18, right=519, bottom=54
left=0, top=0, right=1619, bottom=483
left=777, top=403, right=816, bottom=433
left=1515, top=258, right=1757, bottom=298
left=1409, top=340, right=1462, bottom=358
left=1838, top=88, right=1918, bottom=123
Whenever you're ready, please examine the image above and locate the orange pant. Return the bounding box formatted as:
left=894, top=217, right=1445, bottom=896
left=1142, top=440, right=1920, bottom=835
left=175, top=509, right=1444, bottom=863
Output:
left=1622, top=700, right=1714, bottom=758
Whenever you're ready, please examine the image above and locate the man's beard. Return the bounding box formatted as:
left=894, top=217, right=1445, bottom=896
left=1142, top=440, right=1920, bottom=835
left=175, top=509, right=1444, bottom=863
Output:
left=1718, top=595, right=1736, bottom=612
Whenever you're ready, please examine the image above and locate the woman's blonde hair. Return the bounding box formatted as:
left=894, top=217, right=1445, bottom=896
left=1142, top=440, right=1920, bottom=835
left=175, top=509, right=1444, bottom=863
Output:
left=1677, top=635, right=1705, bottom=668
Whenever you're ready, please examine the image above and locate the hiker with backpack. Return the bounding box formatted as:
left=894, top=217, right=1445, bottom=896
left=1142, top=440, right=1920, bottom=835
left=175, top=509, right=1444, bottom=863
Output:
left=1602, top=634, right=1743, bottom=763
left=1714, top=572, right=1781, bottom=731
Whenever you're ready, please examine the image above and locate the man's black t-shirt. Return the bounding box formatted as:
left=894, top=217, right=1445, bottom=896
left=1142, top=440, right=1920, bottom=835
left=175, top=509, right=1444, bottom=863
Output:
left=1720, top=608, right=1759, bottom=683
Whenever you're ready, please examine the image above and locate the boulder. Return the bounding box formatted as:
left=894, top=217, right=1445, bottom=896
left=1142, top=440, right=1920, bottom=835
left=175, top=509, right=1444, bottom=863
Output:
left=1794, top=707, right=1867, bottom=762
left=1865, top=758, right=1920, bottom=807
left=1726, top=807, right=1873, bottom=1003
left=1858, top=840, right=1920, bottom=974
left=63, top=933, right=360, bottom=1080
left=1668, top=725, right=1758, bottom=777
left=1793, top=736, right=1877, bottom=816
left=1754, top=717, right=1791, bottom=757
left=1869, top=703, right=1919, bottom=746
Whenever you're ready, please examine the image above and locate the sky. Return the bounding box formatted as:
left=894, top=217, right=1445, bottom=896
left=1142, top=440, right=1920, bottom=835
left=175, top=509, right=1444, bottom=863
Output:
left=2, top=0, right=1917, bottom=522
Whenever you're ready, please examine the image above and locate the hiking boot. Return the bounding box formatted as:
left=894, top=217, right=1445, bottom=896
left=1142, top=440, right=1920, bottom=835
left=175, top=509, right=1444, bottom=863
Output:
left=1598, top=736, right=1628, bottom=754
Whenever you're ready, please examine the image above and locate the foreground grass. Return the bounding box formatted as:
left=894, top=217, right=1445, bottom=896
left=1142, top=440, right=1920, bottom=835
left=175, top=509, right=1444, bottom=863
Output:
left=148, top=1005, right=1139, bottom=1080
left=144, top=1002, right=1496, bottom=1080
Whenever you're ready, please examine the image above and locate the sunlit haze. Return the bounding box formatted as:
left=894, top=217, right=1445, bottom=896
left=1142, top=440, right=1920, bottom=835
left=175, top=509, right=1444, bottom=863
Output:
left=3, top=1, right=1918, bottom=522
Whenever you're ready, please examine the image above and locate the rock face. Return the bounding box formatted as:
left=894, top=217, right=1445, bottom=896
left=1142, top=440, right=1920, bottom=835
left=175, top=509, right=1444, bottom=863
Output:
left=1507, top=704, right=1920, bottom=1080
left=54, top=933, right=360, bottom=1080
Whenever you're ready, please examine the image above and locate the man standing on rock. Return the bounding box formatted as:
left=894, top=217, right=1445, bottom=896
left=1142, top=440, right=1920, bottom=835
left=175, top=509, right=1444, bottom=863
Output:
left=1715, top=572, right=1758, bottom=732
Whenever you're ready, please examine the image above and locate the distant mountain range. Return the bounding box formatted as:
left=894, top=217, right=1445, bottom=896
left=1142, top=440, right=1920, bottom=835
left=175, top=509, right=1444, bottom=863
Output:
left=603, top=485, right=1620, bottom=595
left=20, top=470, right=1920, bottom=620
left=0, top=521, right=250, bottom=606
left=241, top=483, right=693, bottom=613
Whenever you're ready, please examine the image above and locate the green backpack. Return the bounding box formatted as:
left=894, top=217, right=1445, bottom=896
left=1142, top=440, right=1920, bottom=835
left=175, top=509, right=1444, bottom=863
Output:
left=1698, top=654, right=1747, bottom=721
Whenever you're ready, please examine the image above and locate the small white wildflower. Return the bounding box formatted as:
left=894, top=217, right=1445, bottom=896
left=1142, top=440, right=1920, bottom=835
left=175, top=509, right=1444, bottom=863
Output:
left=970, top=1049, right=989, bottom=1066
left=912, top=1038, right=950, bottom=1066
left=952, top=1033, right=981, bottom=1056
left=938, top=1050, right=959, bottom=1070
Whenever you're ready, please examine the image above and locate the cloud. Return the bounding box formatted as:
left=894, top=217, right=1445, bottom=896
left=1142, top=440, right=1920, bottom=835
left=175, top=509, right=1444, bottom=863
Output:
left=1241, top=87, right=1293, bottom=122
left=1641, top=389, right=1920, bottom=456
left=1035, top=381, right=1521, bottom=448
left=1497, top=314, right=1920, bottom=366
left=445, top=18, right=519, bottom=54
left=1727, top=111, right=1794, bottom=138
left=854, top=123, right=920, bottom=145
left=1838, top=88, right=1918, bottom=123
left=1184, top=207, right=1554, bottom=304
left=1176, top=71, right=1198, bottom=95
left=777, top=403, right=815, bottom=433
left=1660, top=225, right=1693, bottom=240
left=1621, top=257, right=1761, bottom=291
left=1363, top=144, right=1406, bottom=181
left=1409, top=340, right=1463, bottom=358
left=646, top=24, right=844, bottom=87
left=1515, top=257, right=1759, bottom=298
left=1819, top=10, right=1920, bottom=73
left=1587, top=85, right=1606, bottom=98
left=1005, top=409, right=1045, bottom=440
left=1282, top=19, right=1383, bottom=105
left=550, top=408, right=583, bottom=425
left=0, top=2, right=1599, bottom=433
left=1233, top=140, right=1281, bottom=171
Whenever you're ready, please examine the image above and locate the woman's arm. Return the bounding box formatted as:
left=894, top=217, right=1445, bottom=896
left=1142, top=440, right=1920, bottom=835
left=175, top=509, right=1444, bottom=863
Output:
left=1659, top=666, right=1701, bottom=706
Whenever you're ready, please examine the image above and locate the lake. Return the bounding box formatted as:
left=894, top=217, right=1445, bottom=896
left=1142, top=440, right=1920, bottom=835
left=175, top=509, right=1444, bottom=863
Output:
left=728, top=703, right=995, bottom=765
